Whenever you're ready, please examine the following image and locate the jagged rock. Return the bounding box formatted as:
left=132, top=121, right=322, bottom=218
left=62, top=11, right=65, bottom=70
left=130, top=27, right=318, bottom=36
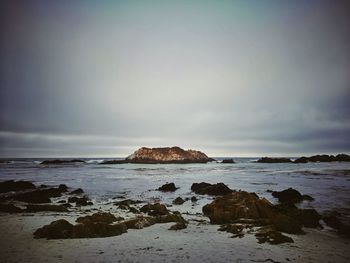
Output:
left=40, top=159, right=85, bottom=165
left=0, top=180, right=35, bottom=193
left=125, top=146, right=215, bottom=164
left=173, top=197, right=185, bottom=205
left=25, top=204, right=68, bottom=212
left=294, top=154, right=350, bottom=163
left=70, top=188, right=84, bottom=195
left=76, top=212, right=122, bottom=224
left=272, top=188, right=313, bottom=204
left=0, top=203, right=23, bottom=213
left=140, top=203, right=169, bottom=216
left=158, top=183, right=177, bottom=192
left=257, top=157, right=292, bottom=163
left=221, top=159, right=235, bottom=163
left=191, top=182, right=232, bottom=196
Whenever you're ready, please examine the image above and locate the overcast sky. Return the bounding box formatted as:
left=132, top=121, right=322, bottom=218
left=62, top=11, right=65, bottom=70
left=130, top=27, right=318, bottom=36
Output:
left=0, top=0, right=349, bottom=157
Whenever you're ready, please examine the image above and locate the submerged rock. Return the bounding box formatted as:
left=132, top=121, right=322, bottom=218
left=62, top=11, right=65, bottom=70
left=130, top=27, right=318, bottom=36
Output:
left=257, top=157, right=292, bottom=163
left=221, top=159, right=235, bottom=164
left=272, top=188, right=314, bottom=204
left=191, top=182, right=232, bottom=196
left=0, top=180, right=35, bottom=193
left=40, top=159, right=85, bottom=165
left=70, top=188, right=84, bottom=195
left=158, top=183, right=177, bottom=192
left=100, top=159, right=128, bottom=164
left=125, top=146, right=215, bottom=164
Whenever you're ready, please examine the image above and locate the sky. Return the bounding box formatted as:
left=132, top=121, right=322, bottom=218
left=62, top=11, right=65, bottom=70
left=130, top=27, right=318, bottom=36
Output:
left=0, top=0, right=349, bottom=157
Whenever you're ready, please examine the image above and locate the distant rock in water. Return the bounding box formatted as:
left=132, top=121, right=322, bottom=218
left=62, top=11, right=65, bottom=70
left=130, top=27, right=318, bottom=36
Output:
left=257, top=157, right=292, bottom=163
left=158, top=182, right=178, bottom=192
left=191, top=182, right=233, bottom=196
left=40, top=159, right=85, bottom=165
left=294, top=154, right=350, bottom=163
left=125, top=146, right=215, bottom=164
left=221, top=159, right=235, bottom=163
left=271, top=188, right=314, bottom=204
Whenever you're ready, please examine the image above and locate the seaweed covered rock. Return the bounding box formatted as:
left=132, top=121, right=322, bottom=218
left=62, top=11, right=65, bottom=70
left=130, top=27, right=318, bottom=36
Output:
left=191, top=182, right=232, bottom=196
left=0, top=180, right=35, bottom=193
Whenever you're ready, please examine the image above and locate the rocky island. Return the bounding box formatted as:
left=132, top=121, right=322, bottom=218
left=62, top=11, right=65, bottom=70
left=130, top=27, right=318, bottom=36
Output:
left=101, top=146, right=215, bottom=164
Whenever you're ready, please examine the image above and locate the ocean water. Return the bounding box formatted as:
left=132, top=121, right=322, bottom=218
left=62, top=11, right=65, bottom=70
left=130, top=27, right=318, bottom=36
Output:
left=1, top=158, right=350, bottom=222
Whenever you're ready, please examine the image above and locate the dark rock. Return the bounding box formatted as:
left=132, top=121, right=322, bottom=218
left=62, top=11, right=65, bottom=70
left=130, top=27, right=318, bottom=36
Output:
left=41, top=159, right=85, bottom=165
left=202, top=190, right=304, bottom=234
left=125, top=146, right=215, bottom=164
left=100, top=159, right=128, bottom=164
left=272, top=188, right=313, bottom=204
left=124, top=216, right=156, bottom=229
left=34, top=219, right=74, bottom=239
left=255, top=226, right=294, bottom=244
left=323, top=212, right=350, bottom=238
left=70, top=188, right=84, bottom=195
left=140, top=203, right=169, bottom=216
left=0, top=180, right=36, bottom=193
left=128, top=207, right=140, bottom=214
left=221, top=159, right=235, bottom=163
left=158, top=183, right=177, bottom=192
left=76, top=212, right=122, bottom=224
left=25, top=204, right=68, bottom=212
left=71, top=221, right=127, bottom=238
left=113, top=199, right=142, bottom=206
left=294, top=154, right=350, bottom=163
left=257, top=157, right=292, bottom=163
left=191, top=182, right=232, bottom=196
left=57, top=200, right=66, bottom=204
left=0, top=203, right=23, bottom=213
left=68, top=196, right=92, bottom=206
left=191, top=196, right=198, bottom=202
left=173, top=197, right=185, bottom=205
left=218, top=224, right=244, bottom=236
left=10, top=185, right=68, bottom=203
left=169, top=221, right=187, bottom=230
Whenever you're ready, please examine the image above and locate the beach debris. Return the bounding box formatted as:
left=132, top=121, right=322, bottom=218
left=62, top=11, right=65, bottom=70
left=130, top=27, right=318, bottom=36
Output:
left=158, top=182, right=178, bottom=192
left=191, top=182, right=232, bottom=196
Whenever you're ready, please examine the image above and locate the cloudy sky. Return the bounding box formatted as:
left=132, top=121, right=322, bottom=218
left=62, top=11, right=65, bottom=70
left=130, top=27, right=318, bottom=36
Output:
left=1, top=0, right=349, bottom=157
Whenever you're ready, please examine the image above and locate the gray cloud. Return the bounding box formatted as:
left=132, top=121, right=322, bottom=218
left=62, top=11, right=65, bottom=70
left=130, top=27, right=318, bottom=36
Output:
left=1, top=0, right=349, bottom=157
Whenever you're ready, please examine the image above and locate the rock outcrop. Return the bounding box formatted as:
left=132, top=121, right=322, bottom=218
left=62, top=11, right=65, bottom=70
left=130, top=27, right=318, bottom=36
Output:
left=0, top=180, right=36, bottom=193
left=271, top=188, right=314, bottom=204
left=294, top=154, right=350, bottom=163
left=221, top=159, right=235, bottom=163
left=125, top=147, right=214, bottom=164
left=191, top=182, right=233, bottom=196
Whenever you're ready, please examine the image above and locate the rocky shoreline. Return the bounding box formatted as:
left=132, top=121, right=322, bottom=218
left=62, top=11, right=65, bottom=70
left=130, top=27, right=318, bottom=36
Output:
left=1, top=180, right=349, bottom=243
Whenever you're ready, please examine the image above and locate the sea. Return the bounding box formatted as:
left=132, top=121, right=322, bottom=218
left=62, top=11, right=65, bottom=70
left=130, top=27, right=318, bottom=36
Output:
left=1, top=157, right=350, bottom=222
